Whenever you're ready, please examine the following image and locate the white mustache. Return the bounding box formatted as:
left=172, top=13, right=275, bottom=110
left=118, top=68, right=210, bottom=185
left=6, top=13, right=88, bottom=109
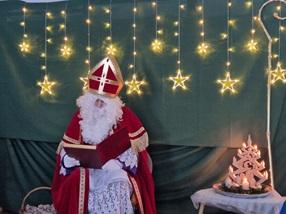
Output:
left=93, top=107, right=107, bottom=119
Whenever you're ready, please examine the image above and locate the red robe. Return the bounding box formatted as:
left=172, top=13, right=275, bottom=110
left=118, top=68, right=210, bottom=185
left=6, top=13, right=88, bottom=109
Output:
left=51, top=106, right=156, bottom=214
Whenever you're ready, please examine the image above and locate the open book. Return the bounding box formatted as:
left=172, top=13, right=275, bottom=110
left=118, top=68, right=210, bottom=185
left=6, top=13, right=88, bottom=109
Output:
left=63, top=128, right=130, bottom=168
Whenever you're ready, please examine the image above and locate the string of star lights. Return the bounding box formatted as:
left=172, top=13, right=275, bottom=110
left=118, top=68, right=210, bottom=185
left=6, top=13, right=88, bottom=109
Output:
left=196, top=0, right=212, bottom=57
left=168, top=0, right=190, bottom=91
left=271, top=2, right=286, bottom=85
left=19, top=5, right=31, bottom=54
left=37, top=8, right=57, bottom=96
left=125, top=0, right=146, bottom=95
left=245, top=0, right=259, bottom=54
left=59, top=3, right=72, bottom=59
left=217, top=0, right=240, bottom=95
left=80, top=0, right=94, bottom=91
left=150, top=0, right=164, bottom=54
left=104, top=0, right=119, bottom=57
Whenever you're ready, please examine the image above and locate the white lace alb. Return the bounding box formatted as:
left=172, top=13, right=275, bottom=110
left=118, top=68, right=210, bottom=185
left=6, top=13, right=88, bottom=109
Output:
left=88, top=181, right=134, bottom=214
left=117, top=148, right=138, bottom=169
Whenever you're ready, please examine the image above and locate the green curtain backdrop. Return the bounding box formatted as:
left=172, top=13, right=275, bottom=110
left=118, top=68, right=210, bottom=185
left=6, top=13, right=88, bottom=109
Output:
left=1, top=0, right=286, bottom=213
left=1, top=0, right=285, bottom=147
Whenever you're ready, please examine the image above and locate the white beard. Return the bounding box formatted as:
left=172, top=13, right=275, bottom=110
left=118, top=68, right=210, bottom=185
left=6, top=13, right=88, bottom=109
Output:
left=76, top=92, right=124, bottom=145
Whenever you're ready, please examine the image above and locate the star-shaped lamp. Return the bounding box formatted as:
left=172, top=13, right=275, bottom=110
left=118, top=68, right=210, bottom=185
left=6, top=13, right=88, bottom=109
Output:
left=271, top=62, right=286, bottom=85
left=37, top=75, right=56, bottom=95
left=246, top=39, right=259, bottom=54
left=125, top=73, right=146, bottom=95
left=217, top=72, right=240, bottom=94
left=80, top=76, right=89, bottom=91
left=169, top=69, right=191, bottom=90
left=60, top=44, right=72, bottom=58
left=19, top=40, right=30, bottom=53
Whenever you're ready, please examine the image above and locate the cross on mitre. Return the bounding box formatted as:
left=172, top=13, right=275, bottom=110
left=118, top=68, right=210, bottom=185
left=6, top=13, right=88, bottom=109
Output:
left=88, top=56, right=124, bottom=97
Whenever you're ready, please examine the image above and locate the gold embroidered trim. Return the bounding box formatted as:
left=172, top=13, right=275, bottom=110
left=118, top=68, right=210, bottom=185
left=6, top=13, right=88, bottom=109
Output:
left=131, top=132, right=149, bottom=152
left=129, top=127, right=145, bottom=138
left=63, top=134, right=80, bottom=144
left=56, top=141, right=65, bottom=154
left=89, top=75, right=119, bottom=85
left=130, top=177, right=144, bottom=214
left=78, top=168, right=85, bottom=214
left=63, top=142, right=97, bottom=150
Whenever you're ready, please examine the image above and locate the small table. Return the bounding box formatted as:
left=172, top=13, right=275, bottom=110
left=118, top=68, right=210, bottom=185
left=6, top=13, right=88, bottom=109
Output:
left=191, top=188, right=286, bottom=214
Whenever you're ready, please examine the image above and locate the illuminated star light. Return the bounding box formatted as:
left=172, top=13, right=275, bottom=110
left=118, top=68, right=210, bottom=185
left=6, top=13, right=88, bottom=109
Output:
left=246, top=39, right=259, bottom=53
left=80, top=76, right=89, bottom=91
left=125, top=74, right=146, bottom=95
left=197, top=42, right=210, bottom=57
left=217, top=72, right=240, bottom=94
left=60, top=44, right=72, bottom=58
left=151, top=39, right=164, bottom=54
left=19, top=41, right=30, bottom=53
left=169, top=69, right=191, bottom=90
left=37, top=75, right=56, bottom=95
left=271, top=62, right=286, bottom=85
left=105, top=43, right=118, bottom=57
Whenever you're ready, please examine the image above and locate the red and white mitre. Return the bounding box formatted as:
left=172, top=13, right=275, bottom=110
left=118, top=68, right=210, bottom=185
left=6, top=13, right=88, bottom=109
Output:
left=88, top=55, right=124, bottom=97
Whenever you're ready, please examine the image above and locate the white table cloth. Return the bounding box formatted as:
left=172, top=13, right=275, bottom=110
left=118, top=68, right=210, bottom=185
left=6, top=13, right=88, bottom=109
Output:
left=191, top=188, right=286, bottom=214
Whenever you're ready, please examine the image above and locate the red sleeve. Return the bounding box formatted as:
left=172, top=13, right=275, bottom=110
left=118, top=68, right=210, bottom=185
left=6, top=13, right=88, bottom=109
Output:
left=51, top=155, right=89, bottom=214
left=122, top=106, right=146, bottom=140
left=62, top=110, right=81, bottom=144
left=52, top=111, right=89, bottom=214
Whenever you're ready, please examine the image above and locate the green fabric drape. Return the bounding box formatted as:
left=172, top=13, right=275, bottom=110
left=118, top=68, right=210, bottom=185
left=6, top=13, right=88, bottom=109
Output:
left=1, top=137, right=286, bottom=213
left=1, top=0, right=286, bottom=213
left=1, top=0, right=285, bottom=146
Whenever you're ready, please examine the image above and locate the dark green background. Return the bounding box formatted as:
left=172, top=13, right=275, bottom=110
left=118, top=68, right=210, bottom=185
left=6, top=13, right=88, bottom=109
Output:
left=0, top=0, right=286, bottom=213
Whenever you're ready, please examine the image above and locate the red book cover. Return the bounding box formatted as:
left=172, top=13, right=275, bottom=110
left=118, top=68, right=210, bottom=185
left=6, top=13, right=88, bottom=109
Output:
left=63, top=128, right=130, bottom=168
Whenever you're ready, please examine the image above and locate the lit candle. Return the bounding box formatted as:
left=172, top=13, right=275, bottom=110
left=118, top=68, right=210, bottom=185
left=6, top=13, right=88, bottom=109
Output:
left=249, top=177, right=256, bottom=188
left=235, top=175, right=241, bottom=184
left=257, top=150, right=261, bottom=158
left=261, top=161, right=265, bottom=168
left=233, top=156, right=237, bottom=163
left=229, top=166, right=233, bottom=173
left=242, top=177, right=250, bottom=190
left=254, top=144, right=258, bottom=150
left=225, top=176, right=233, bottom=188
left=242, top=143, right=246, bottom=148
left=264, top=171, right=268, bottom=180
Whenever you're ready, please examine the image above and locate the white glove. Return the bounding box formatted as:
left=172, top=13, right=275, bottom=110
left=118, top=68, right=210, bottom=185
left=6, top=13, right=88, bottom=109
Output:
left=59, top=149, right=80, bottom=176
left=62, top=154, right=80, bottom=169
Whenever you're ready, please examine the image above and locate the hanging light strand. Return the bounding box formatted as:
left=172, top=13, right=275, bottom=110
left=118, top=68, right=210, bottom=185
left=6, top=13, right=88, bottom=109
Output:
left=178, top=0, right=181, bottom=69
left=109, top=0, right=113, bottom=41
left=23, top=5, right=27, bottom=38
left=125, top=0, right=146, bottom=95
left=278, top=2, right=281, bottom=62
left=150, top=0, right=164, bottom=54
left=105, top=0, right=119, bottom=57
left=270, top=2, right=286, bottom=85
left=44, top=8, right=48, bottom=72
left=86, top=0, right=91, bottom=68
left=227, top=0, right=231, bottom=68
left=246, top=0, right=259, bottom=53
left=60, top=3, right=72, bottom=59
left=133, top=0, right=136, bottom=71
left=37, top=7, right=57, bottom=96
left=155, top=0, right=158, bottom=38
left=80, top=0, right=93, bottom=91
left=168, top=0, right=190, bottom=91
left=19, top=4, right=31, bottom=53
left=197, top=0, right=211, bottom=57
left=217, top=0, right=240, bottom=95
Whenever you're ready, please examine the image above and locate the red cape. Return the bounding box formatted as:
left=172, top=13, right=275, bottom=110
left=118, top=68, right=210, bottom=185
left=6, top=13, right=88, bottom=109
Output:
left=51, top=106, right=156, bottom=214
